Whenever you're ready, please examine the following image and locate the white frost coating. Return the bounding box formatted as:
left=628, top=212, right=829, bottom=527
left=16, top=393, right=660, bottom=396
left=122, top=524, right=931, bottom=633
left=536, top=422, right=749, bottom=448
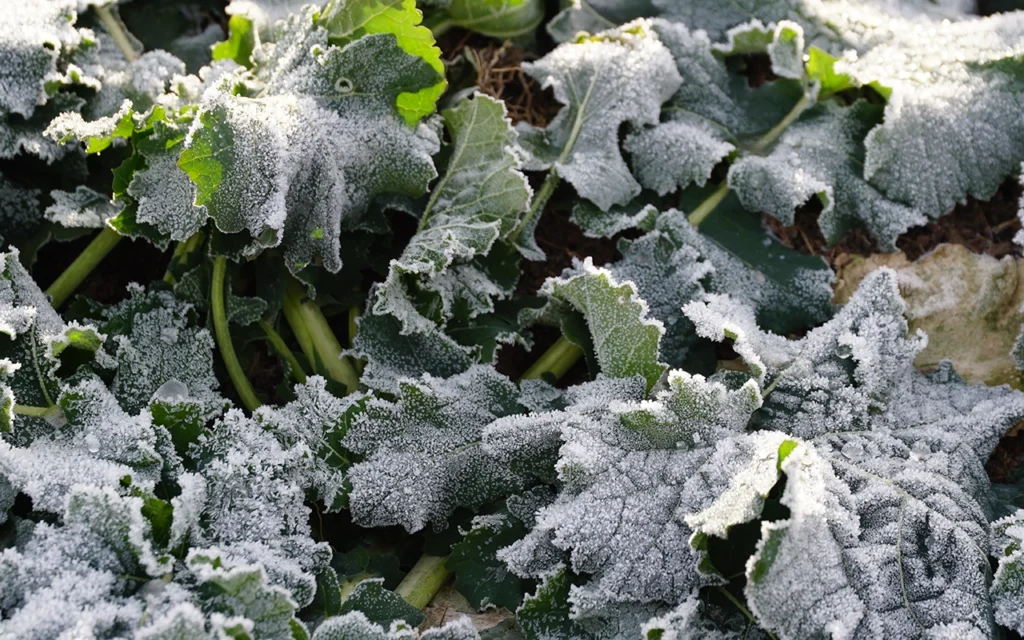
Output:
left=312, top=610, right=481, bottom=639
left=373, top=94, right=531, bottom=334
left=517, top=19, right=681, bottom=210
left=181, top=15, right=440, bottom=273
left=0, top=0, right=91, bottom=118
left=729, top=101, right=926, bottom=249
left=992, top=509, right=1024, bottom=634
left=254, top=375, right=362, bottom=511
left=742, top=433, right=999, bottom=638
left=0, top=485, right=169, bottom=639
left=128, top=142, right=206, bottom=242
left=44, top=186, right=114, bottom=229
left=625, top=19, right=804, bottom=197
left=497, top=370, right=769, bottom=617
left=44, top=98, right=132, bottom=146
left=543, top=256, right=668, bottom=390
left=344, top=365, right=525, bottom=532
left=0, top=378, right=163, bottom=512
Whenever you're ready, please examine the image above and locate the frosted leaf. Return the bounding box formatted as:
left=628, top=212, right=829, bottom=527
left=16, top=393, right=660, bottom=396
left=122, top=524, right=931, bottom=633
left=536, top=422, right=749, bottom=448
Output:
left=179, top=11, right=441, bottom=273
left=500, top=372, right=769, bottom=617
left=343, top=365, right=525, bottom=532
left=0, top=485, right=170, bottom=639
left=569, top=198, right=658, bottom=239
left=624, top=19, right=804, bottom=196
left=516, top=20, right=681, bottom=210
left=312, top=611, right=480, bottom=640
left=641, top=595, right=770, bottom=639
left=348, top=312, right=473, bottom=394
left=992, top=509, right=1024, bottom=634
left=169, top=472, right=207, bottom=549
left=734, top=435, right=1001, bottom=638
left=192, top=408, right=332, bottom=602
left=541, top=256, right=667, bottom=391
left=547, top=0, right=655, bottom=42
left=606, top=215, right=711, bottom=366
left=372, top=93, right=530, bottom=333
left=0, top=0, right=92, bottom=119
left=839, top=10, right=1024, bottom=216
left=0, top=248, right=104, bottom=422
left=255, top=375, right=363, bottom=511
left=225, top=0, right=310, bottom=30
left=85, top=50, right=187, bottom=121
left=729, top=101, right=926, bottom=249
left=187, top=549, right=308, bottom=640
left=1, top=378, right=164, bottom=512
left=84, top=286, right=223, bottom=418
left=44, top=185, right=114, bottom=229
left=136, top=603, right=216, bottom=640
left=127, top=119, right=206, bottom=242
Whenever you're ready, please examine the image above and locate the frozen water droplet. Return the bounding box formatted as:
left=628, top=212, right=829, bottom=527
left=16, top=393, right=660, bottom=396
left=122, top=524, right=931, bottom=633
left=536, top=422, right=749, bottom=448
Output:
left=85, top=433, right=100, bottom=454
left=335, top=77, right=354, bottom=94
left=909, top=440, right=931, bottom=461
left=402, top=486, right=413, bottom=495
left=152, top=379, right=189, bottom=402
left=836, top=343, right=853, bottom=359
left=160, top=327, right=179, bottom=344
left=841, top=440, right=864, bottom=460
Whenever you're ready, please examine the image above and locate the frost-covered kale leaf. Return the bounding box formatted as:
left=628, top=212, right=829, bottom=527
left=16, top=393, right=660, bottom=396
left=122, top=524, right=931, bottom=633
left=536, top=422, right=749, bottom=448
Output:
left=624, top=19, right=805, bottom=197
left=372, top=93, right=531, bottom=334
left=516, top=20, right=680, bottom=211
left=343, top=365, right=527, bottom=532
left=683, top=269, right=1024, bottom=638
left=178, top=7, right=442, bottom=274
left=601, top=203, right=832, bottom=368
left=0, top=248, right=103, bottom=425
left=311, top=611, right=479, bottom=639
left=0, top=485, right=174, bottom=640
left=81, top=285, right=225, bottom=418
left=536, top=257, right=667, bottom=391
left=491, top=371, right=769, bottom=628
left=447, top=509, right=530, bottom=611
left=0, top=0, right=98, bottom=163
left=728, top=100, right=925, bottom=249
left=348, top=312, right=473, bottom=395
left=992, top=509, right=1024, bottom=635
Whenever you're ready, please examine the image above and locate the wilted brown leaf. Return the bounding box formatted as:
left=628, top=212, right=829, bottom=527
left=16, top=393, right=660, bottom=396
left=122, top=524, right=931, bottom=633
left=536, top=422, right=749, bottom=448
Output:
left=834, top=244, right=1024, bottom=389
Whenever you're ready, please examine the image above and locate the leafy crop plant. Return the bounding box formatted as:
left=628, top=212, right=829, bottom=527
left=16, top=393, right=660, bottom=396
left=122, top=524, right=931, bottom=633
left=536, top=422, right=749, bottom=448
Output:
left=5, top=0, right=1024, bottom=637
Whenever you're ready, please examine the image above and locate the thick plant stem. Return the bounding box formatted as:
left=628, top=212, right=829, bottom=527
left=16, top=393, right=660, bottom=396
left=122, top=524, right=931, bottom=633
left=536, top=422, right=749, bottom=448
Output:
left=212, top=257, right=261, bottom=412
left=96, top=5, right=138, bottom=62
left=687, top=183, right=729, bottom=227
left=46, top=227, right=122, bottom=308
left=520, top=336, right=583, bottom=382
left=259, top=320, right=307, bottom=384
left=162, top=231, right=205, bottom=285
left=281, top=279, right=360, bottom=395
left=14, top=404, right=54, bottom=417
left=749, top=94, right=810, bottom=154
left=395, top=554, right=450, bottom=610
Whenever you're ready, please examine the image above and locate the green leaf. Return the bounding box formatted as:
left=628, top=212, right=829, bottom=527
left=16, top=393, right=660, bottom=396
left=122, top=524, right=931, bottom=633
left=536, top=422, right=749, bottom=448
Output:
left=517, top=21, right=681, bottom=210
left=339, top=578, right=425, bottom=627
left=992, top=509, right=1024, bottom=634
left=178, top=12, right=441, bottom=274
left=349, top=312, right=473, bottom=395
left=343, top=365, right=526, bottom=532
left=434, top=0, right=544, bottom=39
left=214, top=15, right=257, bottom=66
left=542, top=257, right=667, bottom=391
left=372, top=93, right=530, bottom=334
left=516, top=569, right=592, bottom=639
left=322, top=0, right=446, bottom=125
left=447, top=510, right=529, bottom=611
